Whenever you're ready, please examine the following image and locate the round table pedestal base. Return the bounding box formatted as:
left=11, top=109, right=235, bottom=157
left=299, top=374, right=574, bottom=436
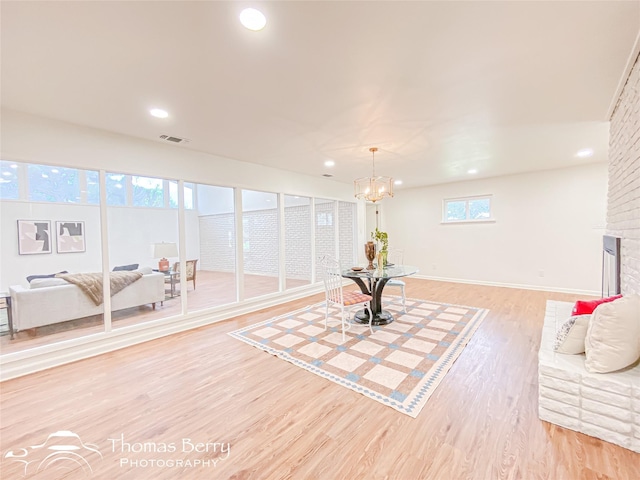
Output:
left=353, top=309, right=394, bottom=326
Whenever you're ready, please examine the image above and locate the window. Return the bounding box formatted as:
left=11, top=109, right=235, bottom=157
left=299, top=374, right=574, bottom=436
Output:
left=314, top=199, right=335, bottom=282
left=0, top=160, right=19, bottom=200
left=284, top=195, right=312, bottom=288
left=169, top=181, right=194, bottom=209
left=132, top=175, right=163, bottom=207
left=28, top=164, right=80, bottom=203
left=242, top=189, right=279, bottom=298
left=106, top=173, right=127, bottom=206
left=85, top=170, right=100, bottom=204
left=443, top=195, right=492, bottom=223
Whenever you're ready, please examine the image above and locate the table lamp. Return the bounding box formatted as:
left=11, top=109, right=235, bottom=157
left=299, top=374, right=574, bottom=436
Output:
left=153, top=242, right=178, bottom=272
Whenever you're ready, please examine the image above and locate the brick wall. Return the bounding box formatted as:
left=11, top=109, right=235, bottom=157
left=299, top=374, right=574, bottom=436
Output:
left=199, top=213, right=236, bottom=272
left=315, top=201, right=336, bottom=281
left=199, top=202, right=358, bottom=281
left=199, top=209, right=280, bottom=275
left=284, top=204, right=312, bottom=280
left=338, top=201, right=357, bottom=267
left=608, top=52, right=640, bottom=295
left=242, top=208, right=279, bottom=276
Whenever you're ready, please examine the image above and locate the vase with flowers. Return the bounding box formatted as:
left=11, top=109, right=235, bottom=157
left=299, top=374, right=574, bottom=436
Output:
left=372, top=228, right=389, bottom=267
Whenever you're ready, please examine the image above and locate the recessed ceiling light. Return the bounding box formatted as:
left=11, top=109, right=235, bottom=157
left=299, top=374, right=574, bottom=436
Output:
left=575, top=148, right=594, bottom=158
left=240, top=8, right=266, bottom=31
left=324, top=160, right=335, bottom=167
left=150, top=108, right=169, bottom=119
left=467, top=169, right=478, bottom=174
left=394, top=180, right=403, bottom=185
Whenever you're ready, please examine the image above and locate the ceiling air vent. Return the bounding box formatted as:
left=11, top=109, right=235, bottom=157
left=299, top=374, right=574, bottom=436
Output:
left=159, top=135, right=189, bottom=144
left=322, top=173, right=333, bottom=177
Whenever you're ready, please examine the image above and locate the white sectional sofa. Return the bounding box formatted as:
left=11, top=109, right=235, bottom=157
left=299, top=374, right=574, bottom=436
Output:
left=538, top=300, right=640, bottom=453
left=9, top=271, right=165, bottom=334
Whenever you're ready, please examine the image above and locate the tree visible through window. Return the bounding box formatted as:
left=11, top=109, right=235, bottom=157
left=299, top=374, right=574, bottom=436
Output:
left=169, top=181, right=194, bottom=209
left=106, top=173, right=127, bottom=206
left=28, top=164, right=80, bottom=203
left=133, top=176, right=163, bottom=207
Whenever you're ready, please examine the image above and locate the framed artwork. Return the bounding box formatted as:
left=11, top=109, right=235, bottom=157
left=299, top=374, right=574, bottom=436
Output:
left=56, top=221, right=86, bottom=253
left=17, top=220, right=52, bottom=255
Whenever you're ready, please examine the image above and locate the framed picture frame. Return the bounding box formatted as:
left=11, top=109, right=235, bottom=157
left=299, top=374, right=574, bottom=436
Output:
left=56, top=221, right=86, bottom=253
left=17, top=220, right=52, bottom=255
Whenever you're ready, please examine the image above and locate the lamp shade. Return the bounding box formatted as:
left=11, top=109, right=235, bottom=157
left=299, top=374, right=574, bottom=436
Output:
left=153, top=242, right=178, bottom=259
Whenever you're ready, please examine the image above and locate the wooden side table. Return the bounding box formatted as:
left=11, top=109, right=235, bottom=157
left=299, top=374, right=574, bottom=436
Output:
left=0, top=292, right=14, bottom=340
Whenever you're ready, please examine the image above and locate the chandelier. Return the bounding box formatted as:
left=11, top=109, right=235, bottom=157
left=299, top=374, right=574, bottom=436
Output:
left=354, top=147, right=394, bottom=203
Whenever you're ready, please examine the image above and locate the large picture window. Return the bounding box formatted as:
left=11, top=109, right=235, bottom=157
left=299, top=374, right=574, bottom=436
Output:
left=1, top=159, right=360, bottom=357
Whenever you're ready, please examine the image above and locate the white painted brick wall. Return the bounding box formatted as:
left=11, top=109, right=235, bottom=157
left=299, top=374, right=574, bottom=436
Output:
left=608, top=52, right=640, bottom=295
left=338, top=201, right=357, bottom=267
left=315, top=201, right=336, bottom=281
left=199, top=203, right=357, bottom=281
left=284, top=204, right=313, bottom=280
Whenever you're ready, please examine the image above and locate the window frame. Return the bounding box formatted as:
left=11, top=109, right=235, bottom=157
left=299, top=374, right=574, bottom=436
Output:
left=442, top=194, right=494, bottom=224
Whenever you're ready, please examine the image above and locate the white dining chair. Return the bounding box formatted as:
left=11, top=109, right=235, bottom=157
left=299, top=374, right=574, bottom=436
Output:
left=319, top=255, right=373, bottom=340
left=386, top=248, right=407, bottom=313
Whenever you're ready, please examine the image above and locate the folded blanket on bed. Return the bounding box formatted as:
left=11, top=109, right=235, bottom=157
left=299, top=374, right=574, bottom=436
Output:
left=56, top=271, right=143, bottom=306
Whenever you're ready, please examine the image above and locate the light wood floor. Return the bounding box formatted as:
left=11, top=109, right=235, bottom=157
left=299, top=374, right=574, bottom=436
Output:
left=1, top=279, right=638, bottom=479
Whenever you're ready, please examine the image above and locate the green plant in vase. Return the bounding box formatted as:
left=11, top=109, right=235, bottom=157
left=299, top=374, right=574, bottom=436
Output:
left=372, top=228, right=389, bottom=266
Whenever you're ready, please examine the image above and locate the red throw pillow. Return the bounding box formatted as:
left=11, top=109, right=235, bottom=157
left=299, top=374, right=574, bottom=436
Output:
left=572, top=295, right=623, bottom=316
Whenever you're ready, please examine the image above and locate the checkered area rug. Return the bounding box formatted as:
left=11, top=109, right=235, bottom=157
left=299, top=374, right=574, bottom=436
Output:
left=229, top=297, right=489, bottom=417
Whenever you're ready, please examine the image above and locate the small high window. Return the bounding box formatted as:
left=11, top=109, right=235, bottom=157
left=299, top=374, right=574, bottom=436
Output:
left=443, top=195, right=493, bottom=223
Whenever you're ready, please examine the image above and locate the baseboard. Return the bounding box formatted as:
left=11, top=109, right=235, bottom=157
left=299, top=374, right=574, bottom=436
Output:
left=0, top=283, right=325, bottom=381
left=412, top=274, right=600, bottom=297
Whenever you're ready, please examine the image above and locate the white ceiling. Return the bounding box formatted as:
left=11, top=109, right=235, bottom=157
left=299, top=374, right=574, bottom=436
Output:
left=2, top=1, right=639, bottom=189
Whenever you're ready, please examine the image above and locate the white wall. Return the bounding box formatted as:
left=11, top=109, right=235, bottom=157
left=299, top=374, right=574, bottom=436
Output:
left=107, top=207, right=199, bottom=270
left=382, top=163, right=608, bottom=294
left=1, top=109, right=355, bottom=201
left=0, top=201, right=201, bottom=290
left=0, top=201, right=102, bottom=289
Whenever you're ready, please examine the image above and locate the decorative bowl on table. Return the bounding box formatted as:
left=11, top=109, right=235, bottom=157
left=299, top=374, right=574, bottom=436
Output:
left=351, top=267, right=364, bottom=271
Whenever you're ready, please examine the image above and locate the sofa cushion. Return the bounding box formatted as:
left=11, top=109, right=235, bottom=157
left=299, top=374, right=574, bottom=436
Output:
left=572, top=294, right=622, bottom=316
left=585, top=295, right=640, bottom=373
left=113, top=263, right=139, bottom=271
left=26, top=271, right=68, bottom=283
left=553, top=314, right=590, bottom=354
left=30, top=277, right=68, bottom=288
left=134, top=266, right=153, bottom=275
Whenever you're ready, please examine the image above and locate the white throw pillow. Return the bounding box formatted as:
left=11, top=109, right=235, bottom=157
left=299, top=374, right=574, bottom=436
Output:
left=554, top=315, right=590, bottom=354
left=135, top=266, right=153, bottom=275
left=585, top=295, right=640, bottom=373
left=30, top=277, right=68, bottom=288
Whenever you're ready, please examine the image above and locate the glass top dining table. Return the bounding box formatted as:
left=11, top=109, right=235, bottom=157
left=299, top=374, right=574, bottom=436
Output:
left=341, top=264, right=419, bottom=325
